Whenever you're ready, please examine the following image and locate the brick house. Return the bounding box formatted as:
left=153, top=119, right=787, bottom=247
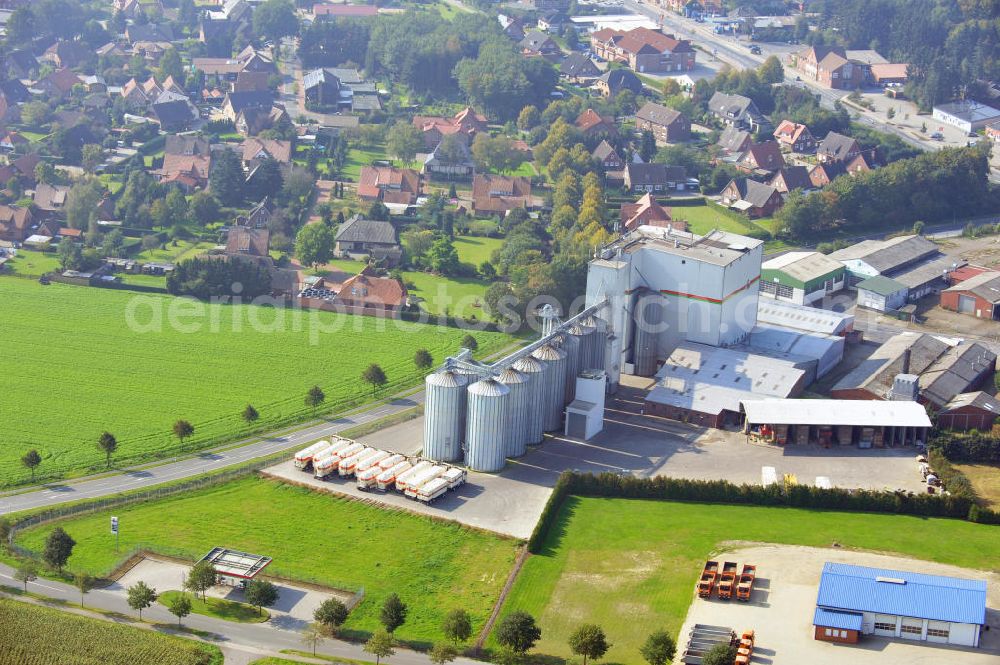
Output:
left=623, top=163, right=688, bottom=192
left=594, top=69, right=643, bottom=97
left=635, top=101, right=690, bottom=143
left=590, top=27, right=695, bottom=73
left=575, top=108, right=618, bottom=139
left=791, top=46, right=864, bottom=90
left=412, top=107, right=488, bottom=150
left=936, top=392, right=1000, bottom=432
left=357, top=166, right=422, bottom=206
left=472, top=174, right=532, bottom=214
left=592, top=140, right=623, bottom=171
left=737, top=141, right=785, bottom=174
left=768, top=166, right=813, bottom=194
left=720, top=178, right=783, bottom=218
left=772, top=120, right=816, bottom=153
left=0, top=204, right=32, bottom=242
left=708, top=92, right=768, bottom=132
left=620, top=193, right=685, bottom=233
left=334, top=271, right=407, bottom=313
left=817, top=131, right=862, bottom=164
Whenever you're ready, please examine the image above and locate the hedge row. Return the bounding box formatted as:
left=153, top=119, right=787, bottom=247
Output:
left=527, top=471, right=999, bottom=553
left=929, top=431, right=1000, bottom=464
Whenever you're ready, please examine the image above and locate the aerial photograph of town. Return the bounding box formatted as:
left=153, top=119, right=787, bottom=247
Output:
left=0, top=0, right=999, bottom=663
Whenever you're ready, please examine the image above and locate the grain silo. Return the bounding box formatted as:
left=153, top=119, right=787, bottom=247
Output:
left=633, top=293, right=661, bottom=377
left=423, top=370, right=469, bottom=462
left=512, top=355, right=545, bottom=445
left=589, top=315, right=608, bottom=372
left=532, top=344, right=568, bottom=432
left=574, top=317, right=597, bottom=372
left=497, top=367, right=530, bottom=457
left=561, top=324, right=586, bottom=404
left=464, top=378, right=510, bottom=472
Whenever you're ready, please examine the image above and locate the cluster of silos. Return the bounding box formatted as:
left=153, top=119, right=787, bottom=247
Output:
left=423, top=370, right=469, bottom=462
left=532, top=344, right=567, bottom=432
left=513, top=356, right=545, bottom=446
left=464, top=377, right=509, bottom=472
left=579, top=315, right=607, bottom=373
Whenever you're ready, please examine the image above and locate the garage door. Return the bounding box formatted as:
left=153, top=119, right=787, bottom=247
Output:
left=873, top=615, right=897, bottom=637
left=900, top=617, right=923, bottom=640
left=958, top=295, right=976, bottom=313
left=926, top=621, right=950, bottom=644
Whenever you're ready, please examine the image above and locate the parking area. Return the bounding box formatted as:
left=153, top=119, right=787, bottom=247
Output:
left=262, top=387, right=926, bottom=540
left=677, top=544, right=1000, bottom=665
left=110, top=556, right=352, bottom=631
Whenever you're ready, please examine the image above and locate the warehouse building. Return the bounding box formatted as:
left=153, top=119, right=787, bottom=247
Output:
left=760, top=251, right=845, bottom=305
left=829, top=235, right=939, bottom=286
left=936, top=391, right=1000, bottom=432
left=756, top=299, right=854, bottom=336
left=198, top=547, right=272, bottom=589
left=831, top=332, right=996, bottom=408
left=856, top=275, right=909, bottom=312
left=747, top=324, right=845, bottom=380
left=742, top=398, right=931, bottom=447
left=941, top=271, right=1000, bottom=319
left=813, top=562, right=987, bottom=648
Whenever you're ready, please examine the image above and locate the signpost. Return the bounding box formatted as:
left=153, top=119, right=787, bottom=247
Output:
left=111, top=516, right=119, bottom=551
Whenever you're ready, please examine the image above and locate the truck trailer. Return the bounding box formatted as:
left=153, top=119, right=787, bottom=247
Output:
left=442, top=467, right=466, bottom=489
left=395, top=461, right=433, bottom=492
left=375, top=461, right=413, bottom=491
left=697, top=561, right=719, bottom=598
left=415, top=477, right=450, bottom=503
left=403, top=465, right=445, bottom=498
left=294, top=441, right=332, bottom=469
left=736, top=564, right=756, bottom=601
left=339, top=447, right=379, bottom=477
left=717, top=561, right=738, bottom=600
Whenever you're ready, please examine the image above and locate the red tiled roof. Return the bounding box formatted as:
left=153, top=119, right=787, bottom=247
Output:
left=575, top=108, right=616, bottom=134
left=357, top=166, right=421, bottom=204
left=620, top=193, right=682, bottom=232
left=336, top=273, right=406, bottom=309
left=471, top=174, right=532, bottom=213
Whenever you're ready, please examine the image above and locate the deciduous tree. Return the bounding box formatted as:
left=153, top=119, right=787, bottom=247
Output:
left=568, top=624, right=610, bottom=665
left=386, top=121, right=423, bottom=166
left=379, top=592, right=408, bottom=633
left=306, top=385, right=326, bottom=411
left=98, top=432, right=118, bottom=469
left=242, top=404, right=260, bottom=426
left=295, top=223, right=334, bottom=268
left=173, top=420, right=194, bottom=443
left=15, top=560, right=38, bottom=592
left=429, top=642, right=459, bottom=664
left=362, top=364, right=388, bottom=397
left=495, top=611, right=541, bottom=657
left=414, top=349, right=434, bottom=370
left=364, top=629, right=396, bottom=665
left=443, top=608, right=473, bottom=645
left=74, top=573, right=95, bottom=607
left=245, top=579, right=279, bottom=615
left=640, top=630, right=676, bottom=665
left=169, top=594, right=192, bottom=626
left=185, top=561, right=216, bottom=601
left=314, top=598, right=349, bottom=636
left=43, top=527, right=76, bottom=573
left=126, top=581, right=157, bottom=620
left=22, top=449, right=41, bottom=482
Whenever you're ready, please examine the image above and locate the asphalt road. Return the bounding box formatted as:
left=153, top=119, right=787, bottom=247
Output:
left=0, top=395, right=424, bottom=517
left=0, top=562, right=480, bottom=665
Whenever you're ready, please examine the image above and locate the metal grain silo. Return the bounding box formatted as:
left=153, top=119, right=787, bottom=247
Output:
left=633, top=293, right=661, bottom=377
left=464, top=378, right=510, bottom=472
left=532, top=344, right=567, bottom=432
left=512, top=355, right=545, bottom=445
left=423, top=370, right=469, bottom=462
left=581, top=314, right=607, bottom=371
left=560, top=326, right=584, bottom=405
left=574, top=318, right=597, bottom=372
left=497, top=367, right=530, bottom=457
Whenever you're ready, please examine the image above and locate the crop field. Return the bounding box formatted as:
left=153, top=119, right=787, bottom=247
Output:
left=499, top=497, right=1000, bottom=663
left=0, top=279, right=512, bottom=485
left=14, top=477, right=519, bottom=646
left=0, top=598, right=222, bottom=665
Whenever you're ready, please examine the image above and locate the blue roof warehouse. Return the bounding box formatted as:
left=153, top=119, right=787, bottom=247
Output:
left=813, top=562, right=987, bottom=648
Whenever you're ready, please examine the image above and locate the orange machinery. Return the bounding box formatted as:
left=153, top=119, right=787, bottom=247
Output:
left=717, top=561, right=738, bottom=600
left=736, top=564, right=756, bottom=601
left=697, top=560, right=719, bottom=598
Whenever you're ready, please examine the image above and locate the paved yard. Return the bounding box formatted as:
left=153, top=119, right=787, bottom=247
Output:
left=262, top=387, right=927, bottom=539
left=110, top=556, right=351, bottom=631
left=677, top=543, right=1000, bottom=665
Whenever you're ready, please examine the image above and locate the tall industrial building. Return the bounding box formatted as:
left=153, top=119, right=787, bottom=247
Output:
left=585, top=226, right=764, bottom=387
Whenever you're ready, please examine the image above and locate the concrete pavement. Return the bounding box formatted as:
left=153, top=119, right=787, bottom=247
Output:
left=0, top=562, right=482, bottom=665
left=0, top=395, right=424, bottom=517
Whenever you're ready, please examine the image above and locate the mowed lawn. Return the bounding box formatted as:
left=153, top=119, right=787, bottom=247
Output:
left=454, top=236, right=502, bottom=269
left=953, top=463, right=1000, bottom=507
left=670, top=202, right=765, bottom=237
left=0, top=597, right=222, bottom=665
left=0, top=279, right=512, bottom=485
left=14, top=477, right=519, bottom=646
left=499, top=497, right=1000, bottom=663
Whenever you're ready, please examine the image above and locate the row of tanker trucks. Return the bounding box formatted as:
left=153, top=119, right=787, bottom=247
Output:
left=293, top=438, right=466, bottom=503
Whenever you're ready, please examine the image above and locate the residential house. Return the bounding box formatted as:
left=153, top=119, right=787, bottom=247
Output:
left=334, top=216, right=402, bottom=265
left=592, top=140, right=623, bottom=172
left=158, top=139, right=212, bottom=191
left=241, top=138, right=292, bottom=171
left=500, top=17, right=526, bottom=42
left=720, top=178, right=783, bottom=218
left=3, top=49, right=36, bottom=80
left=32, top=183, right=70, bottom=220
left=422, top=137, right=475, bottom=180
left=768, top=166, right=812, bottom=194
left=0, top=79, right=30, bottom=105
left=589, top=27, right=695, bottom=73
left=236, top=104, right=290, bottom=136
left=620, top=193, right=682, bottom=232
left=125, top=23, right=175, bottom=45
left=41, top=40, right=91, bottom=69
left=95, top=42, right=128, bottom=60
left=0, top=153, right=40, bottom=186
left=471, top=174, right=533, bottom=215
left=152, top=92, right=198, bottom=131
left=738, top=141, right=785, bottom=174
left=808, top=162, right=846, bottom=187
left=519, top=31, right=561, bottom=59
left=817, top=131, right=862, bottom=164
left=845, top=151, right=874, bottom=175
left=36, top=68, right=81, bottom=99
left=594, top=69, right=643, bottom=97
left=193, top=48, right=275, bottom=81
left=225, top=225, right=270, bottom=257
left=623, top=163, right=688, bottom=193
left=772, top=120, right=816, bottom=153
left=233, top=71, right=271, bottom=93
left=222, top=91, right=275, bottom=123
left=635, top=102, right=690, bottom=143
left=357, top=166, right=422, bottom=206
left=560, top=53, right=601, bottom=83
left=81, top=75, right=107, bottom=93
left=302, top=68, right=379, bottom=112
left=412, top=107, right=488, bottom=150
left=708, top=92, right=768, bottom=132
left=538, top=12, right=570, bottom=33
left=0, top=204, right=32, bottom=242
left=575, top=108, right=618, bottom=139
left=0, top=131, right=28, bottom=152
left=334, top=271, right=408, bottom=314
left=717, top=125, right=753, bottom=155
left=234, top=197, right=275, bottom=229
left=791, top=46, right=863, bottom=90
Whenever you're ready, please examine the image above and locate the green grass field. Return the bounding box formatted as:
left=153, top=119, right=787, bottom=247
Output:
left=402, top=270, right=488, bottom=318
left=134, top=240, right=217, bottom=264
left=669, top=202, right=764, bottom=236
left=158, top=590, right=267, bottom=623
left=499, top=497, right=1000, bottom=663
left=0, top=597, right=222, bottom=665
left=4, top=249, right=61, bottom=277
left=454, top=236, right=502, bottom=268
left=342, top=146, right=389, bottom=181
left=0, top=279, right=511, bottom=485
left=14, top=477, right=518, bottom=646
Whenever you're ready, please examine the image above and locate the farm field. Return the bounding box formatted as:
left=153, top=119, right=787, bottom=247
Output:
left=498, top=496, right=1000, bottom=663
left=13, top=477, right=519, bottom=646
left=0, top=597, right=222, bottom=665
left=0, top=279, right=512, bottom=485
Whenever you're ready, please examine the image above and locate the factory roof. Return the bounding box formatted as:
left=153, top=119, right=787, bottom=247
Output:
left=741, top=399, right=931, bottom=427
left=647, top=343, right=806, bottom=416
left=944, top=270, right=1000, bottom=303
left=614, top=227, right=763, bottom=267
left=762, top=251, right=844, bottom=289
left=856, top=274, right=908, bottom=297
left=816, top=562, right=987, bottom=625
left=891, top=255, right=965, bottom=290
left=829, top=235, right=939, bottom=274
left=756, top=299, right=854, bottom=335
left=748, top=324, right=843, bottom=364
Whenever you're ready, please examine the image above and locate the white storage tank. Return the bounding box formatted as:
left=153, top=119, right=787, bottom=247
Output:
left=423, top=370, right=469, bottom=462
left=497, top=367, right=530, bottom=457
left=513, top=355, right=546, bottom=445
left=464, top=378, right=510, bottom=472
left=532, top=344, right=568, bottom=432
